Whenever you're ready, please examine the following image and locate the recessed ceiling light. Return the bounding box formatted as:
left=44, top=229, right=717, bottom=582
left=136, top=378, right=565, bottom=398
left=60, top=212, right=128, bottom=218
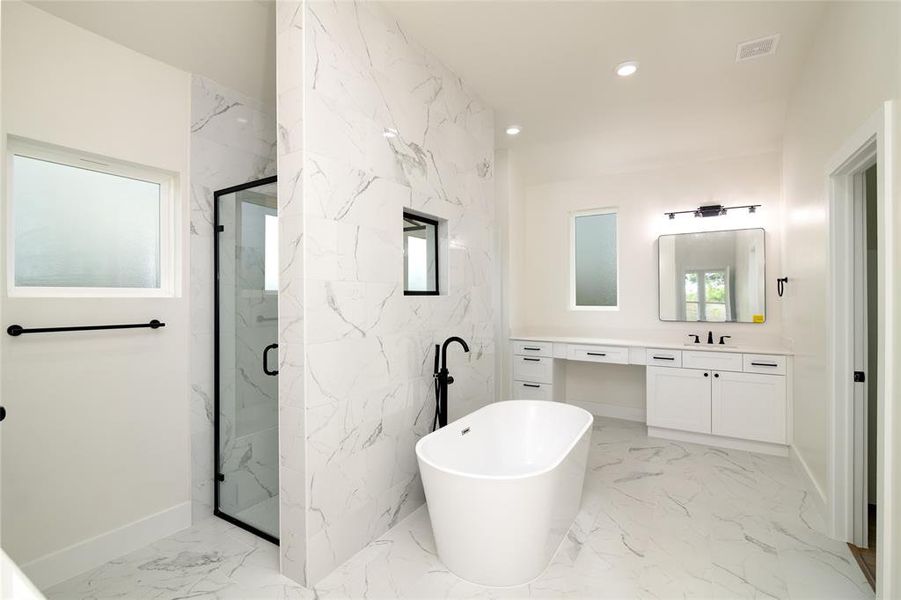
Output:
left=505, top=126, right=522, bottom=136
left=615, top=61, right=639, bottom=77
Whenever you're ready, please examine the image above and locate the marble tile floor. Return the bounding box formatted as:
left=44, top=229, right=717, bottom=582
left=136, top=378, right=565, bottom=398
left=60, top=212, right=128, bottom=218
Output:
left=47, top=417, right=873, bottom=600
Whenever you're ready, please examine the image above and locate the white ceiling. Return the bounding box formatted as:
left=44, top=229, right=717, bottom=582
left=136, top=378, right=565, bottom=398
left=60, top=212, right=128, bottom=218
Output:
left=383, top=1, right=828, bottom=180
left=26, top=0, right=276, bottom=108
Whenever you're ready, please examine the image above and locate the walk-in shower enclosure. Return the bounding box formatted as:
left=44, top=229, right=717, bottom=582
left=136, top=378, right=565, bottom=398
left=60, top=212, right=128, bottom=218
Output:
left=214, top=176, right=279, bottom=543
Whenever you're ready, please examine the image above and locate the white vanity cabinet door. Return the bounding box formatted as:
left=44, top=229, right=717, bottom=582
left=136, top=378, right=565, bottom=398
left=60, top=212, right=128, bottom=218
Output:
left=646, top=366, right=711, bottom=434
left=711, top=371, right=786, bottom=444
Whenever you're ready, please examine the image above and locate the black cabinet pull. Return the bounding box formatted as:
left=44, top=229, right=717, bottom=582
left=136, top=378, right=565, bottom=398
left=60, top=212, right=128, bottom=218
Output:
left=523, top=346, right=541, bottom=351
left=652, top=356, right=675, bottom=361
left=586, top=352, right=606, bottom=357
left=523, top=357, right=541, bottom=362
left=714, top=373, right=720, bottom=378
left=263, top=343, right=279, bottom=376
left=523, top=383, right=540, bottom=388
left=750, top=362, right=778, bottom=368
left=704, top=372, right=709, bottom=377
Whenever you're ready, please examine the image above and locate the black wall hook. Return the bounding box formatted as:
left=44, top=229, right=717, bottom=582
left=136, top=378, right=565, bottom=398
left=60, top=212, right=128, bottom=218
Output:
left=777, top=277, right=788, bottom=297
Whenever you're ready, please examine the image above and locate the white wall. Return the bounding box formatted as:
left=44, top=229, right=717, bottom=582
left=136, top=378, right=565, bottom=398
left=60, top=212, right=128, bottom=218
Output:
left=0, top=1, right=191, bottom=584
left=780, top=1, right=899, bottom=504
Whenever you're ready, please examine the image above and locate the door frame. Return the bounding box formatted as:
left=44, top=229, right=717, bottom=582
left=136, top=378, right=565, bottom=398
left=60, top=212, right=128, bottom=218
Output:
left=827, top=102, right=894, bottom=596
left=212, top=175, right=279, bottom=545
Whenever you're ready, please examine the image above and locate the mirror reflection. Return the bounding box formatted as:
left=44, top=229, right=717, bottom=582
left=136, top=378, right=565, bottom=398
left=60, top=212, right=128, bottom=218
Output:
left=658, top=228, right=765, bottom=323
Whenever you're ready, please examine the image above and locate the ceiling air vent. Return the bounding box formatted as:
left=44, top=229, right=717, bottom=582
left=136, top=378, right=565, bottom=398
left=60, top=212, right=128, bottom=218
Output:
left=735, top=34, right=780, bottom=62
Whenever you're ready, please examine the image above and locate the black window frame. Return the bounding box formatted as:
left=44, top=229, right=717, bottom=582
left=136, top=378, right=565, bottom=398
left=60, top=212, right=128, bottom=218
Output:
left=403, top=211, right=440, bottom=296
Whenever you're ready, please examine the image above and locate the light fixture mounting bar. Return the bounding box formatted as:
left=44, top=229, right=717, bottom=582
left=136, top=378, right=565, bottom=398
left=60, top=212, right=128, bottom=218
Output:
left=664, top=203, right=762, bottom=219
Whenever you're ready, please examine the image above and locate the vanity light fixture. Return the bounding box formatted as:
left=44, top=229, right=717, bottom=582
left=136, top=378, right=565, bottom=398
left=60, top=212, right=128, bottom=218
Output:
left=664, top=203, right=762, bottom=220
left=505, top=125, right=522, bottom=136
left=615, top=61, right=639, bottom=77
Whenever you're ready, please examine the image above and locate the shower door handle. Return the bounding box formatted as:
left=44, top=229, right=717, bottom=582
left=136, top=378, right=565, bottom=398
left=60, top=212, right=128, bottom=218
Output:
left=263, top=343, right=279, bottom=376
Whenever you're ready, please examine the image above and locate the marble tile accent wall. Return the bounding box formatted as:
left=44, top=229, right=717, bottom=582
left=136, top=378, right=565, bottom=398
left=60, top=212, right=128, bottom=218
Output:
left=190, top=75, right=277, bottom=521
left=275, top=0, right=307, bottom=585
left=298, top=0, right=496, bottom=584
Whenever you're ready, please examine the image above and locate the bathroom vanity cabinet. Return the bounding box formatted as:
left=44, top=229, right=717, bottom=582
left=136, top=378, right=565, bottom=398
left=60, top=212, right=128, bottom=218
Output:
left=510, top=337, right=791, bottom=456
left=646, top=350, right=787, bottom=445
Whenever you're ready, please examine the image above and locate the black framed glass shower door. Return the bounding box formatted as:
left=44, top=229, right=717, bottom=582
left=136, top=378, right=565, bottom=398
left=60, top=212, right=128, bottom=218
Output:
left=213, top=176, right=279, bottom=544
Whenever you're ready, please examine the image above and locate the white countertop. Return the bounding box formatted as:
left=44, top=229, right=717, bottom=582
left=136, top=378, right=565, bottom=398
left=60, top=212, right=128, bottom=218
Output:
left=510, top=335, right=792, bottom=356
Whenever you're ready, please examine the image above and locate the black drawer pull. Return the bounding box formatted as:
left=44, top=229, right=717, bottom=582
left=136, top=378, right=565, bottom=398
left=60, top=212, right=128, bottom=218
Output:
left=523, top=346, right=541, bottom=351
left=751, top=362, right=778, bottom=367
left=652, top=356, right=675, bottom=361
left=523, top=383, right=541, bottom=388
left=523, top=357, right=541, bottom=362
left=586, top=352, right=607, bottom=357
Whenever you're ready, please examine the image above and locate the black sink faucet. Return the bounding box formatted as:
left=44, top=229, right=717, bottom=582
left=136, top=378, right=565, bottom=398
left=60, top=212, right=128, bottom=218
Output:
left=707, top=331, right=714, bottom=344
left=435, top=337, right=470, bottom=429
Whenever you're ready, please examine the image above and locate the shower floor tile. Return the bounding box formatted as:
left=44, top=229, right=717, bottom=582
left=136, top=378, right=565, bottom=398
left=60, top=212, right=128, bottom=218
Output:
left=45, top=417, right=872, bottom=600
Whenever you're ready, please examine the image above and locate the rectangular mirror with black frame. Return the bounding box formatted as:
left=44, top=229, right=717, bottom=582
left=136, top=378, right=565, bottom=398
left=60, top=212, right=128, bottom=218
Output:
left=658, top=228, right=766, bottom=323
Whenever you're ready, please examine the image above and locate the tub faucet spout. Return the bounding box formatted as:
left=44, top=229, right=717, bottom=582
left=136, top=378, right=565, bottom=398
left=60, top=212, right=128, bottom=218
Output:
left=435, top=337, right=470, bottom=429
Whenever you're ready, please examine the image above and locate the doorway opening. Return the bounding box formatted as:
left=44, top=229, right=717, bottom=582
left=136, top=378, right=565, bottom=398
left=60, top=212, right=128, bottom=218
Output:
left=847, top=162, right=878, bottom=589
left=213, top=176, right=279, bottom=544
left=827, top=118, right=885, bottom=591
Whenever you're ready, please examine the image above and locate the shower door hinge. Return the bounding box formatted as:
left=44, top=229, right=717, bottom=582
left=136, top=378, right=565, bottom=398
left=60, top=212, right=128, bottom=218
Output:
left=216, top=473, right=225, bottom=482
left=853, top=371, right=866, bottom=383
left=216, top=225, right=224, bottom=233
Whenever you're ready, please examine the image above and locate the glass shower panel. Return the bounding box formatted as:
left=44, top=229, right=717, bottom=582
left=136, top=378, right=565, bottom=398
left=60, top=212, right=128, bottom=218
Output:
left=215, top=178, right=279, bottom=542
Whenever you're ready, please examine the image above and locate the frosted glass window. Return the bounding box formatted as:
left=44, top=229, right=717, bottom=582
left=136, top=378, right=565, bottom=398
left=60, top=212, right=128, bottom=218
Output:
left=572, top=210, right=617, bottom=308
left=264, top=214, right=279, bottom=292
left=12, top=154, right=161, bottom=289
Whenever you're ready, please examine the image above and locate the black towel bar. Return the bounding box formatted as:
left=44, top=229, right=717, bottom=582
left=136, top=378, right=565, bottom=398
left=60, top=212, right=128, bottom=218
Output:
left=6, top=320, right=165, bottom=336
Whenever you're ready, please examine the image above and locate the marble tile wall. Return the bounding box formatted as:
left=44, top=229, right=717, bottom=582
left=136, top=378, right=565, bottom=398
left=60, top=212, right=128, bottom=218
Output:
left=298, top=0, right=496, bottom=584
left=275, top=0, right=307, bottom=585
left=190, top=75, right=277, bottom=521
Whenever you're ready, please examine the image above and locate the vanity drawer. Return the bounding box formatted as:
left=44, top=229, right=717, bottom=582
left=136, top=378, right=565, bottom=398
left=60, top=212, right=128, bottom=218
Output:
left=513, top=380, right=554, bottom=401
left=512, top=340, right=553, bottom=358
left=512, top=355, right=554, bottom=384
left=743, top=354, right=787, bottom=375
left=682, top=350, right=743, bottom=372
left=567, top=344, right=629, bottom=365
left=646, top=348, right=682, bottom=368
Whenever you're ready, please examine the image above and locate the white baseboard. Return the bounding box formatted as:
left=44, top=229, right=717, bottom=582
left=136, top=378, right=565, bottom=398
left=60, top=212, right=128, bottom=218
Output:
left=21, top=501, right=191, bottom=591
left=569, top=399, right=646, bottom=423
left=789, top=445, right=828, bottom=520
left=647, top=426, right=790, bottom=457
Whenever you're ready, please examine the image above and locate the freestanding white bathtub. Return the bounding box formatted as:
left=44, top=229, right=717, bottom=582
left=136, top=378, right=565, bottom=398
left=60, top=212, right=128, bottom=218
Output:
left=416, top=400, right=593, bottom=587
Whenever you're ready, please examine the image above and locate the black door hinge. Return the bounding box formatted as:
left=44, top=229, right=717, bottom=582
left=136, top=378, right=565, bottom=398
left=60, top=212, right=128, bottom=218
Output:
left=854, top=371, right=866, bottom=383
left=216, top=473, right=225, bottom=482
left=216, top=225, right=224, bottom=233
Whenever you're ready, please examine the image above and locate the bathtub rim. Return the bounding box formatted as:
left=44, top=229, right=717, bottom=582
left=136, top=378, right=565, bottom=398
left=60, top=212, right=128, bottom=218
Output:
left=415, top=400, right=594, bottom=481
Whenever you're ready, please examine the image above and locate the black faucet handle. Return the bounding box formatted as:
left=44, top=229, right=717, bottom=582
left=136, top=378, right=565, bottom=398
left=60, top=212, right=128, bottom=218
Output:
left=688, top=334, right=700, bottom=344
left=719, top=335, right=732, bottom=345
